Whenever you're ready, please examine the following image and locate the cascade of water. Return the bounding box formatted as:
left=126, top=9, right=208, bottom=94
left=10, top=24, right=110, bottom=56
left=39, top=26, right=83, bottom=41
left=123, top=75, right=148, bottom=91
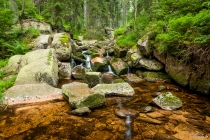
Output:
left=82, top=50, right=91, bottom=68
left=106, top=51, right=110, bottom=58
left=125, top=115, right=132, bottom=140
left=107, top=65, right=118, bottom=76
left=127, top=66, right=131, bottom=75
left=70, top=58, right=76, bottom=68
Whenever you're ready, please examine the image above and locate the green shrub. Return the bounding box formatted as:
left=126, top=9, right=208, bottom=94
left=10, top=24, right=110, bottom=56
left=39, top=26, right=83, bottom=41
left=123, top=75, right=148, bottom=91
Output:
left=114, top=27, right=126, bottom=37
left=3, top=41, right=30, bottom=57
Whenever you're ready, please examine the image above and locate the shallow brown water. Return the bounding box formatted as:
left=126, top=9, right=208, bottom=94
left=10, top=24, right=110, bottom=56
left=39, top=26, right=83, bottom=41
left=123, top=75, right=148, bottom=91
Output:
left=0, top=76, right=210, bottom=140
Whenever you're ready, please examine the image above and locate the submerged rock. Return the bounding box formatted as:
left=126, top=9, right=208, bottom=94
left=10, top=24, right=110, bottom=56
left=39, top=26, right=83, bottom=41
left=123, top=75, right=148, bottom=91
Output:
left=153, top=133, right=180, bottom=140
left=114, top=107, right=138, bottom=118
left=151, top=92, right=182, bottom=110
left=92, top=82, right=135, bottom=96
left=71, top=107, right=91, bottom=115
left=62, top=82, right=105, bottom=109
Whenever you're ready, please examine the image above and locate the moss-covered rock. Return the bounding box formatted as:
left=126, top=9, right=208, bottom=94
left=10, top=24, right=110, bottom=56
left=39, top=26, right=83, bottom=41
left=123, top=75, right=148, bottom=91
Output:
left=71, top=65, right=87, bottom=79
left=151, top=92, right=182, bottom=110
left=84, top=72, right=102, bottom=87
left=114, top=47, right=128, bottom=58
left=110, top=58, right=128, bottom=76
left=141, top=71, right=172, bottom=82
left=62, top=82, right=105, bottom=109
left=51, top=32, right=72, bottom=61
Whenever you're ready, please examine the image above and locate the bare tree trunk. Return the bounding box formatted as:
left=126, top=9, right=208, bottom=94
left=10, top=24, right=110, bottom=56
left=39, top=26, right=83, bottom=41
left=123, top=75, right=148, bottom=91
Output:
left=134, top=0, right=138, bottom=30
left=84, top=0, right=88, bottom=29
left=19, top=0, right=26, bottom=34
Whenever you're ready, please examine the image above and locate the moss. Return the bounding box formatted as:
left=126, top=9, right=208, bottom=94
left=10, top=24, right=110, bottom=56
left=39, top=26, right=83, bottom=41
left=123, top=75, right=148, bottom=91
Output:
left=60, top=33, right=70, bottom=46
left=47, top=50, right=53, bottom=65
left=76, top=93, right=105, bottom=108
left=142, top=71, right=171, bottom=81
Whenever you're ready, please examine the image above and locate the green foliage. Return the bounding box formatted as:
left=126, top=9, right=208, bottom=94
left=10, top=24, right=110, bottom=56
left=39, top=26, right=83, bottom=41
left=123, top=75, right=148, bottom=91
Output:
left=3, top=41, right=30, bottom=57
left=114, top=27, right=126, bottom=37
left=60, top=33, right=70, bottom=44
left=116, top=30, right=139, bottom=47
left=0, top=59, right=9, bottom=70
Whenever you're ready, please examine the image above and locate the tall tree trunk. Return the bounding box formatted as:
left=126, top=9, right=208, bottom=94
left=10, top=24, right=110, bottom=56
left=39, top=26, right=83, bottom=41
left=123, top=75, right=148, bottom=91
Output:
left=9, top=0, right=18, bottom=23
left=134, top=0, right=138, bottom=30
left=84, top=0, right=88, bottom=30
left=122, top=0, right=128, bottom=27
left=19, top=0, right=26, bottom=34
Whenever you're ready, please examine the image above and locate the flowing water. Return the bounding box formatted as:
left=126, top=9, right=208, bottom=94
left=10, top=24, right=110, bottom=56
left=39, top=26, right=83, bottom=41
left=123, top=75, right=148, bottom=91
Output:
left=82, top=50, right=91, bottom=69
left=0, top=74, right=210, bottom=140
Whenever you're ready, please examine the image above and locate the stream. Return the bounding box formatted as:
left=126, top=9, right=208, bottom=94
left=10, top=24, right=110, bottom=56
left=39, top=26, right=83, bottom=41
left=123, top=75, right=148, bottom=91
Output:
left=0, top=74, right=210, bottom=140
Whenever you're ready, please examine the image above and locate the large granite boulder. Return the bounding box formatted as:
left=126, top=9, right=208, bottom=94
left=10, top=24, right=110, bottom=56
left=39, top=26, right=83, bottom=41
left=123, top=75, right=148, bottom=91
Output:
left=15, top=49, right=59, bottom=87
left=139, top=58, right=164, bottom=71
left=30, top=35, right=52, bottom=50
left=151, top=92, right=182, bottom=110
left=58, top=62, right=71, bottom=79
left=22, top=19, right=52, bottom=34
left=51, top=32, right=72, bottom=61
left=84, top=72, right=102, bottom=87
left=137, top=32, right=152, bottom=57
left=3, top=83, right=62, bottom=105
left=0, top=55, right=23, bottom=74
left=92, top=82, right=135, bottom=96
left=110, top=58, right=129, bottom=75
left=165, top=53, right=191, bottom=87
left=62, top=82, right=105, bottom=109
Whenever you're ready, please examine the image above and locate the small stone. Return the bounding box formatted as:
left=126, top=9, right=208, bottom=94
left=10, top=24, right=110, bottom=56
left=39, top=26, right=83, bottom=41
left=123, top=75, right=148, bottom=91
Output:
left=153, top=133, right=180, bottom=140
left=71, top=107, right=91, bottom=115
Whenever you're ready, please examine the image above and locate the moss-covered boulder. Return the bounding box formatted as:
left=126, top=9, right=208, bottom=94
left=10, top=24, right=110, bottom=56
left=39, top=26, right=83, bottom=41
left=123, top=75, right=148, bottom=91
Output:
left=165, top=53, right=191, bottom=86
left=151, top=92, right=182, bottom=110
left=141, top=71, right=172, bottom=82
left=139, top=58, right=164, bottom=71
left=15, top=49, right=59, bottom=87
left=114, top=47, right=128, bottom=58
left=110, top=58, right=128, bottom=75
left=71, top=65, right=87, bottom=79
left=92, top=82, right=135, bottom=96
left=51, top=32, right=72, bottom=61
left=137, top=32, right=152, bottom=58
left=84, top=72, right=102, bottom=87
left=0, top=55, right=23, bottom=74
left=62, top=82, right=105, bottom=109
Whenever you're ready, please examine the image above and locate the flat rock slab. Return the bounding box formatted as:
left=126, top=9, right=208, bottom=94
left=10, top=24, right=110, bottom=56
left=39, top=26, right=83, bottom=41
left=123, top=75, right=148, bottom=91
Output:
left=92, top=83, right=135, bottom=96
left=3, top=83, right=63, bottom=105
left=62, top=82, right=105, bottom=109
left=151, top=92, right=182, bottom=110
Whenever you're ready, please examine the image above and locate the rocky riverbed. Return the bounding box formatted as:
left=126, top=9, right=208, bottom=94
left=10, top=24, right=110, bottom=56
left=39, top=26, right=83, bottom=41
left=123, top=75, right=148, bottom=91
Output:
left=0, top=78, right=210, bottom=140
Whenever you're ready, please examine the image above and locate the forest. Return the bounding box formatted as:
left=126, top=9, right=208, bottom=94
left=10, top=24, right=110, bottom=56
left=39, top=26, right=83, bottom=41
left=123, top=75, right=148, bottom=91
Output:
left=0, top=0, right=210, bottom=98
